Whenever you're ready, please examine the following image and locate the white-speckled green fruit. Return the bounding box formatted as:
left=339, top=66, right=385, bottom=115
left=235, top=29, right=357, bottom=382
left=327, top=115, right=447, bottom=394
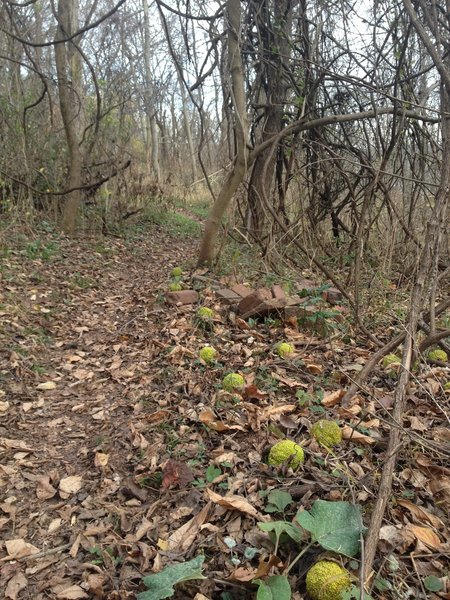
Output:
left=169, top=282, right=183, bottom=291
left=197, top=307, right=214, bottom=320
left=306, top=561, right=351, bottom=600
left=222, top=373, right=245, bottom=392
left=428, top=349, right=448, bottom=362
left=311, top=420, right=342, bottom=447
left=199, top=346, right=217, bottom=364
left=268, top=439, right=304, bottom=470
left=276, top=342, right=295, bottom=358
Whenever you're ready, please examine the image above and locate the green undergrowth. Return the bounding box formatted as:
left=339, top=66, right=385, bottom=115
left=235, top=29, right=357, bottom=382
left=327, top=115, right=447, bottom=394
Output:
left=123, top=204, right=202, bottom=239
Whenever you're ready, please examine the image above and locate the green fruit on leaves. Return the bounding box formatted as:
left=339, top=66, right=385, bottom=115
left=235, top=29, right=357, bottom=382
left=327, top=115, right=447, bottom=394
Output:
left=267, top=439, right=304, bottom=470
left=199, top=346, right=217, bottom=364
left=197, top=307, right=214, bottom=320
left=382, top=353, right=400, bottom=368
left=276, top=342, right=295, bottom=358
left=311, top=420, right=342, bottom=447
left=222, top=373, right=245, bottom=392
left=428, top=349, right=448, bottom=362
left=171, top=267, right=183, bottom=277
left=306, top=561, right=351, bottom=600
left=169, top=282, right=183, bottom=291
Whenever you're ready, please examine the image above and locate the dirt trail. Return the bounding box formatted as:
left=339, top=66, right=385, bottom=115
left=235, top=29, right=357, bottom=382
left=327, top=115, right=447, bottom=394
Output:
left=0, top=227, right=198, bottom=598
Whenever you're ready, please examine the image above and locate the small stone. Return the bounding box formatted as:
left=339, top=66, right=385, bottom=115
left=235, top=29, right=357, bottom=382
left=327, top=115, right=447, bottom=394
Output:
left=323, top=287, right=343, bottom=305
left=215, top=288, right=242, bottom=304
left=271, top=285, right=286, bottom=301
left=231, top=283, right=253, bottom=298
left=166, top=290, right=199, bottom=305
left=238, top=288, right=272, bottom=311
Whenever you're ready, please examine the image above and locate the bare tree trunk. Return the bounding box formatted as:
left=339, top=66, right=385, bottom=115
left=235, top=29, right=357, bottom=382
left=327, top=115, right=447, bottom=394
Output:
left=363, top=0, right=450, bottom=580
left=142, top=0, right=161, bottom=185
left=54, top=0, right=83, bottom=234
left=198, top=0, right=248, bottom=265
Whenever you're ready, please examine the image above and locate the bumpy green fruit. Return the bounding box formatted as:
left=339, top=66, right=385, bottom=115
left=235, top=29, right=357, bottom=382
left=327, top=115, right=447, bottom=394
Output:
left=169, top=282, right=183, bottom=291
left=267, top=439, right=304, bottom=470
left=171, top=267, right=183, bottom=277
left=311, top=420, right=342, bottom=447
left=276, top=342, right=295, bottom=358
left=428, top=349, right=448, bottom=362
left=382, top=353, right=400, bottom=368
left=222, top=373, right=245, bottom=392
left=197, top=307, right=214, bottom=320
left=306, top=561, right=351, bottom=600
left=444, top=382, right=450, bottom=391
left=199, top=346, right=217, bottom=364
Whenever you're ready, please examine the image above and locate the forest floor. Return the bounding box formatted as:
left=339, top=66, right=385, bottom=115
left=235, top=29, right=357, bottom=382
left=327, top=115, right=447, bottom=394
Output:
left=0, top=215, right=449, bottom=600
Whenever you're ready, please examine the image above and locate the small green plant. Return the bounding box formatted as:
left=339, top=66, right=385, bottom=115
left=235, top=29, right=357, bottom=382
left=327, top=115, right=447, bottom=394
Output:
left=296, top=388, right=325, bottom=414
left=263, top=489, right=293, bottom=514
left=137, top=555, right=206, bottom=600
left=24, top=239, right=58, bottom=260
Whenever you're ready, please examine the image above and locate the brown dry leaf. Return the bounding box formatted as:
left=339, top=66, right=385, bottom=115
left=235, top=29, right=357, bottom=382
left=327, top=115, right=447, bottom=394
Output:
left=416, top=457, right=450, bottom=477
left=129, top=422, right=150, bottom=449
left=199, top=409, right=245, bottom=432
left=262, top=404, right=297, bottom=419
left=243, top=385, right=267, bottom=401
left=321, top=389, right=346, bottom=407
left=429, top=476, right=450, bottom=505
left=167, top=502, right=212, bottom=552
left=342, top=425, right=375, bottom=444
left=162, top=459, right=194, bottom=489
left=0, top=400, right=10, bottom=413
left=431, top=427, right=450, bottom=442
left=397, top=498, right=444, bottom=529
left=5, top=572, right=27, bottom=600
left=86, top=573, right=106, bottom=597
left=145, top=409, right=171, bottom=424
left=59, top=475, right=83, bottom=495
left=407, top=416, right=428, bottom=432
left=0, top=438, right=35, bottom=452
left=36, top=475, right=57, bottom=500
left=36, top=381, right=57, bottom=390
left=48, top=518, right=62, bottom=533
left=231, top=554, right=282, bottom=582
left=206, top=489, right=260, bottom=518
left=55, top=585, right=89, bottom=599
left=306, top=363, right=323, bottom=374
left=94, top=452, right=109, bottom=467
left=193, top=594, right=211, bottom=600
left=5, top=539, right=40, bottom=559
left=270, top=371, right=307, bottom=388
left=407, top=525, right=442, bottom=549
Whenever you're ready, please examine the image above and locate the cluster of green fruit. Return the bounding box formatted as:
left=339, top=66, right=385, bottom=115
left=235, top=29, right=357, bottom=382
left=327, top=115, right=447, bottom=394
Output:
left=267, top=420, right=342, bottom=469
left=169, top=266, right=184, bottom=291
left=382, top=348, right=448, bottom=380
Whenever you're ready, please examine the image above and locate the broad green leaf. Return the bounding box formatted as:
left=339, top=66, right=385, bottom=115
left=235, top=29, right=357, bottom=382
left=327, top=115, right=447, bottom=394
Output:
left=265, top=490, right=292, bottom=513
left=296, top=500, right=364, bottom=557
left=137, top=555, right=205, bottom=600
left=258, top=521, right=303, bottom=546
left=255, top=580, right=272, bottom=600
left=255, top=576, right=291, bottom=600
left=206, top=464, right=221, bottom=482
left=424, top=575, right=443, bottom=592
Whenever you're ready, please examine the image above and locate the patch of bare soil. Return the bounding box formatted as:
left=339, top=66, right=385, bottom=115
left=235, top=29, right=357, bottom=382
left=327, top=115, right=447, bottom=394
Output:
left=0, top=224, right=449, bottom=600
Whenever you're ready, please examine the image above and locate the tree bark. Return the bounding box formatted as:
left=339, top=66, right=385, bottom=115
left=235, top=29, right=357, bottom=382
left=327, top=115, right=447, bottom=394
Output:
left=198, top=0, right=248, bottom=265
left=54, top=0, right=83, bottom=234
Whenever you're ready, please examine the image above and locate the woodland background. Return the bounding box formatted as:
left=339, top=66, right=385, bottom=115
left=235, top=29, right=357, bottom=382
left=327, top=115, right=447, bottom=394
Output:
left=0, top=1, right=449, bottom=599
